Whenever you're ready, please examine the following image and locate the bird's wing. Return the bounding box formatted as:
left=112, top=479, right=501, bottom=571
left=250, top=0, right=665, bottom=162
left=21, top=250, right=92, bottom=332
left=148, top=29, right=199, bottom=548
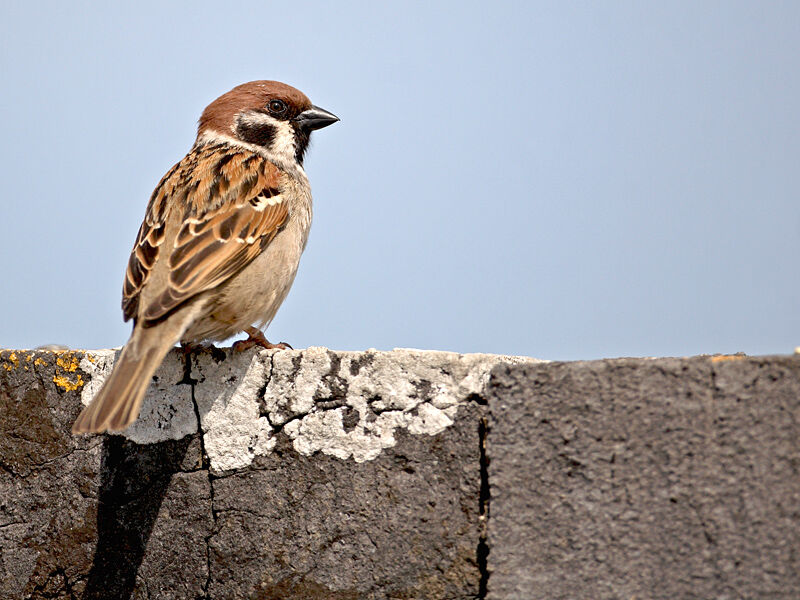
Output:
left=122, top=145, right=289, bottom=324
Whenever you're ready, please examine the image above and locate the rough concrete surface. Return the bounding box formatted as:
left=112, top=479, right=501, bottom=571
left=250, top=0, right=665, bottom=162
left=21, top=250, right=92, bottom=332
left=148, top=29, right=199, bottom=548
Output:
left=0, top=347, right=526, bottom=599
left=2, top=349, right=799, bottom=599
left=487, top=355, right=800, bottom=600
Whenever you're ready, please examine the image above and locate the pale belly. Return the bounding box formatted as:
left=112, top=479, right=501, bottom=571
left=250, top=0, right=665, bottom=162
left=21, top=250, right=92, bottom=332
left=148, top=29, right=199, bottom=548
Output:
left=181, top=216, right=307, bottom=343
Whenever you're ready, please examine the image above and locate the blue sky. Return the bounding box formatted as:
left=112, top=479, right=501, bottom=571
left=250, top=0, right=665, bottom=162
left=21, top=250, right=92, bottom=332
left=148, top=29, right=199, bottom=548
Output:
left=1, top=1, right=798, bottom=360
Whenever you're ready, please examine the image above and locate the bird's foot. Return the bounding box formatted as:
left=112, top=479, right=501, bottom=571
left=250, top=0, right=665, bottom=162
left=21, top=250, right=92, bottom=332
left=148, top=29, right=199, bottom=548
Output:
left=233, top=327, right=293, bottom=352
left=180, top=341, right=218, bottom=355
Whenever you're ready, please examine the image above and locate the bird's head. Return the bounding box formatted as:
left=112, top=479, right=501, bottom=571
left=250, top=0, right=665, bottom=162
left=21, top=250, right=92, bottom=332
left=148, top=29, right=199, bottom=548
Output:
left=197, top=80, right=338, bottom=165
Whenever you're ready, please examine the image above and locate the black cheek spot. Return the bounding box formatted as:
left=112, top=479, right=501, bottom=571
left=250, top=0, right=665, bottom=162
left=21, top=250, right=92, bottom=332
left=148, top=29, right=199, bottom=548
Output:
left=235, top=121, right=277, bottom=147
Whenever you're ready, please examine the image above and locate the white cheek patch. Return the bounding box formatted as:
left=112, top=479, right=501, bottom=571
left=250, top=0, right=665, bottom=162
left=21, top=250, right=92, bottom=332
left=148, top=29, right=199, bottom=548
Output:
left=268, top=120, right=297, bottom=161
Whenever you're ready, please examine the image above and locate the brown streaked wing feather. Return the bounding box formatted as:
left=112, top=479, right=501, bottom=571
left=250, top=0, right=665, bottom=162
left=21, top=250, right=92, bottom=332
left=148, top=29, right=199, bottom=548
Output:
left=120, top=147, right=202, bottom=322
left=122, top=205, right=169, bottom=321
left=140, top=157, right=288, bottom=323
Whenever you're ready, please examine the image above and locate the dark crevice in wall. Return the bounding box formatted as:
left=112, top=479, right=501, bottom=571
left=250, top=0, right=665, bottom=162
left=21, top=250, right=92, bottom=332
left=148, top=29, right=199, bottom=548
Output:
left=184, top=351, right=214, bottom=599
left=477, top=416, right=490, bottom=599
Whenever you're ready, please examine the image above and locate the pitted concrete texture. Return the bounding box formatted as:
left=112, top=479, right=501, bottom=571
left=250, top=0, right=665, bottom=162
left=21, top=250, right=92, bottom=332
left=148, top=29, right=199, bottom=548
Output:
left=0, top=347, right=526, bottom=599
left=487, top=355, right=800, bottom=600
left=3, top=349, right=799, bottom=599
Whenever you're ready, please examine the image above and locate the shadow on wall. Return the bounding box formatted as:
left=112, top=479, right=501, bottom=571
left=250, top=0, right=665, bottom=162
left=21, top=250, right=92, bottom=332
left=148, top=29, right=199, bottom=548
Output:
left=82, top=435, right=194, bottom=600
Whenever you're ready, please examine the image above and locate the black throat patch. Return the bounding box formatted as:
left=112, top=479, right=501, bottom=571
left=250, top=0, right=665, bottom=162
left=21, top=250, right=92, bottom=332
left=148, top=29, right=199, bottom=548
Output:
left=293, top=123, right=310, bottom=166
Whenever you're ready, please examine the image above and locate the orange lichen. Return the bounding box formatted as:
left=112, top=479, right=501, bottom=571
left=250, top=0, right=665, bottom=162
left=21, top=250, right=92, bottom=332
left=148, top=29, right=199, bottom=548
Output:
left=53, top=374, right=84, bottom=392
left=48, top=351, right=86, bottom=391
left=1, top=351, right=19, bottom=371
left=710, top=354, right=746, bottom=363
left=56, top=353, right=80, bottom=372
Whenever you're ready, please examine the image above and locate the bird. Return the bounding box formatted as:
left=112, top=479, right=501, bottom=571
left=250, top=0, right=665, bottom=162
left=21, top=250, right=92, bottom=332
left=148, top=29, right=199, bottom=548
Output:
left=72, top=80, right=338, bottom=434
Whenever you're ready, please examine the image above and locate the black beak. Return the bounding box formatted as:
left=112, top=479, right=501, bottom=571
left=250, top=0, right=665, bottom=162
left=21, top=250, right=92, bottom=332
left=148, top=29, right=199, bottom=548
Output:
left=293, top=105, right=339, bottom=132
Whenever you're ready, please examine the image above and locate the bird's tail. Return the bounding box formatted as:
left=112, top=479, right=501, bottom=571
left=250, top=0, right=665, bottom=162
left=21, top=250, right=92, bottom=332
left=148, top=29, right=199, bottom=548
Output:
left=71, top=322, right=181, bottom=434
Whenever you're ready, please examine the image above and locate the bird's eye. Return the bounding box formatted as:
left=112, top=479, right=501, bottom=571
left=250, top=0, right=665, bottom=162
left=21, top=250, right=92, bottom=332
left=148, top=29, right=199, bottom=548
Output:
left=268, top=99, right=287, bottom=115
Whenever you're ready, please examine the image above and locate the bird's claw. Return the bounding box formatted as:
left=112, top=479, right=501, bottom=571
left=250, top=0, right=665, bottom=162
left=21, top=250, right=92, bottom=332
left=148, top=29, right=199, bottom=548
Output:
left=233, top=328, right=292, bottom=352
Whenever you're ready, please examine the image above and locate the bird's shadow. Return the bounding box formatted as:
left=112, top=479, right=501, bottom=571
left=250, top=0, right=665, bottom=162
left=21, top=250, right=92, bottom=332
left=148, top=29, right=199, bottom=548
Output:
left=80, top=348, right=226, bottom=599
left=81, top=433, right=194, bottom=599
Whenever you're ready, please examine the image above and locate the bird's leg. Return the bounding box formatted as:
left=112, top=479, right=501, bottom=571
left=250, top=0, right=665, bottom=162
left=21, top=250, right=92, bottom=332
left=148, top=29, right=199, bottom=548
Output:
left=232, top=326, right=293, bottom=352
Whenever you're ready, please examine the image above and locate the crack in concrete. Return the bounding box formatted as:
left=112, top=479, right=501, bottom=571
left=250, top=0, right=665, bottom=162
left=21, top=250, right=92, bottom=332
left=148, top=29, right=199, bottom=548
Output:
left=184, top=350, right=214, bottom=600
left=266, top=408, right=306, bottom=434
left=477, top=415, right=490, bottom=599
left=3, top=444, right=103, bottom=481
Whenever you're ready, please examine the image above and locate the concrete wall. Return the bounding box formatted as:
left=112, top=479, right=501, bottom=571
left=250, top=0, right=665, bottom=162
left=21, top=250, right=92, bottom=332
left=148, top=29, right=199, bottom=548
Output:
left=0, top=348, right=798, bottom=599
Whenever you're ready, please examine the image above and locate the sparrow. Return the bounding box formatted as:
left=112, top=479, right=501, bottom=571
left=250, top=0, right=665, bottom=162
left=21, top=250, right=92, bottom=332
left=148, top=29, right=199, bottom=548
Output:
left=72, top=80, right=338, bottom=434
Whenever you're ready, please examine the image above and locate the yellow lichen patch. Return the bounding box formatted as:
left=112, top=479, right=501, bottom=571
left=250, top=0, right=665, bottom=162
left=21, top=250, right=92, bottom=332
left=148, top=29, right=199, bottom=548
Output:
left=53, top=373, right=84, bottom=392
left=710, top=354, right=746, bottom=363
left=1, top=351, right=19, bottom=371
left=26, top=353, right=33, bottom=362
left=34, top=358, right=47, bottom=367
left=56, top=353, right=80, bottom=372
left=86, top=354, right=96, bottom=363
left=50, top=351, right=86, bottom=392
